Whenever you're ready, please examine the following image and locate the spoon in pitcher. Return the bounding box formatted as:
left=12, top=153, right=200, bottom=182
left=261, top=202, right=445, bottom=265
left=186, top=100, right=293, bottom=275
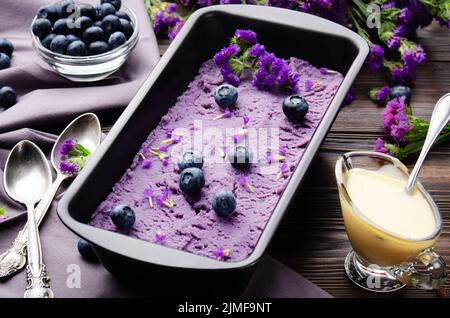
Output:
left=0, top=113, right=101, bottom=278
left=405, top=93, right=450, bottom=193
left=4, top=140, right=53, bottom=298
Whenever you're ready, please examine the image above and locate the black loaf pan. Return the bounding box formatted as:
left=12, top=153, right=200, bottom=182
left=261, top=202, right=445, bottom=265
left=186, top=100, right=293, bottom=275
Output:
left=58, top=5, right=369, bottom=296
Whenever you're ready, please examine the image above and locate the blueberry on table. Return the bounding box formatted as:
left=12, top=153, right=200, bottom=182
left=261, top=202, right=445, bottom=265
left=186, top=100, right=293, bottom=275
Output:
left=110, top=204, right=136, bottom=230
left=212, top=191, right=236, bottom=218
left=282, top=95, right=309, bottom=121
left=79, top=4, right=97, bottom=21
left=49, top=35, right=69, bottom=54
left=32, top=18, right=52, bottom=39
left=88, top=41, right=110, bottom=55
left=74, top=16, right=93, bottom=34
left=228, top=146, right=253, bottom=170
left=67, top=41, right=87, bottom=56
left=82, top=26, right=105, bottom=44
left=41, top=33, right=56, bottom=49
left=98, top=3, right=116, bottom=19
left=0, top=86, right=17, bottom=109
left=77, top=238, right=98, bottom=262
left=58, top=0, right=75, bottom=17
left=390, top=85, right=411, bottom=102
left=101, top=0, right=122, bottom=11
left=179, top=167, right=205, bottom=196
left=101, top=15, right=121, bottom=35
left=36, top=5, right=60, bottom=23
left=119, top=18, right=133, bottom=39
left=0, top=38, right=14, bottom=57
left=214, top=84, right=238, bottom=108
left=178, top=150, right=203, bottom=171
left=53, top=18, right=70, bottom=35
left=66, top=34, right=81, bottom=44
left=115, top=11, right=130, bottom=21
left=108, top=31, right=126, bottom=50
left=0, top=53, right=10, bottom=70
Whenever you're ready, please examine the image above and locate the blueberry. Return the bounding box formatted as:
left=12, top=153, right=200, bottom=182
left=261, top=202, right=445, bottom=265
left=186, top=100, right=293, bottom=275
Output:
left=101, top=0, right=121, bottom=11
left=0, top=86, right=17, bottom=108
left=66, top=40, right=87, bottom=56
left=53, top=18, right=70, bottom=35
left=119, top=18, right=133, bottom=39
left=93, top=20, right=102, bottom=28
left=110, top=204, right=135, bottom=229
left=212, top=191, right=236, bottom=218
left=0, top=53, right=10, bottom=70
left=82, top=26, right=105, bottom=43
left=178, top=150, right=203, bottom=171
left=49, top=35, right=69, bottom=54
left=390, top=85, right=411, bottom=102
left=41, top=33, right=56, bottom=49
left=79, top=4, right=97, bottom=20
left=228, top=146, right=253, bottom=170
left=108, top=31, right=126, bottom=50
left=214, top=84, right=238, bottom=108
left=36, top=5, right=60, bottom=23
left=0, top=38, right=14, bottom=57
left=66, top=34, right=80, bottom=44
left=58, top=0, right=76, bottom=17
left=179, top=167, right=205, bottom=196
left=77, top=238, right=98, bottom=262
left=101, top=15, right=121, bottom=35
left=282, top=95, right=309, bottom=121
left=115, top=11, right=130, bottom=21
left=88, top=41, right=109, bottom=55
left=98, top=3, right=116, bottom=19
left=32, top=18, right=52, bottom=39
left=74, top=16, right=93, bottom=34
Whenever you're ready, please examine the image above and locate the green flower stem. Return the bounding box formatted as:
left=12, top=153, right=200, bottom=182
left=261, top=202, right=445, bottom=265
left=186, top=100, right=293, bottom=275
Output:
left=395, top=131, right=450, bottom=160
left=0, top=207, right=5, bottom=217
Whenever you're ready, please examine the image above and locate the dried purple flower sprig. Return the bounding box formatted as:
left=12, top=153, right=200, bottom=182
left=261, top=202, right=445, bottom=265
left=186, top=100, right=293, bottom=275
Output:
left=214, top=29, right=300, bottom=91
left=146, top=0, right=185, bottom=40
left=58, top=138, right=91, bottom=175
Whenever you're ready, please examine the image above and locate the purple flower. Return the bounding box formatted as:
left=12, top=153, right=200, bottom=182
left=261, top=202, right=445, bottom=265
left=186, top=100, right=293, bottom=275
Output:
left=369, top=86, right=390, bottom=104
left=238, top=173, right=254, bottom=192
left=398, top=8, right=412, bottom=25
left=213, top=247, right=231, bottom=260
left=267, top=0, right=298, bottom=10
left=278, top=145, right=287, bottom=156
left=162, top=158, right=169, bottom=167
left=197, top=0, right=217, bottom=6
left=152, top=4, right=183, bottom=39
left=154, top=230, right=166, bottom=243
left=234, top=29, right=257, bottom=46
left=168, top=20, right=184, bottom=40
left=232, top=134, right=239, bottom=144
left=142, top=158, right=152, bottom=169
left=344, top=85, right=355, bottom=105
left=248, top=44, right=265, bottom=58
left=381, top=97, right=412, bottom=143
left=242, top=115, right=250, bottom=127
left=374, top=138, right=390, bottom=154
left=366, top=44, right=384, bottom=72
left=143, top=187, right=154, bottom=198
left=252, top=52, right=298, bottom=91
left=304, top=79, right=314, bottom=91
left=220, top=0, right=242, bottom=3
left=59, top=161, right=78, bottom=174
left=266, top=150, right=274, bottom=163
left=60, top=139, right=75, bottom=156
left=280, top=162, right=289, bottom=174
left=387, top=36, right=400, bottom=50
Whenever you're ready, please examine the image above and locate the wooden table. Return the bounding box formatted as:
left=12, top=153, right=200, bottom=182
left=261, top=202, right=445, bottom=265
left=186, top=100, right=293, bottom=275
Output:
left=267, top=23, right=450, bottom=298
left=158, top=23, right=449, bottom=298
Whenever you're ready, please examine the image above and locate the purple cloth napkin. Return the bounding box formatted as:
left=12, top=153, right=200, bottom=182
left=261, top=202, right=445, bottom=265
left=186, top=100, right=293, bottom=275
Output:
left=0, top=0, right=331, bottom=298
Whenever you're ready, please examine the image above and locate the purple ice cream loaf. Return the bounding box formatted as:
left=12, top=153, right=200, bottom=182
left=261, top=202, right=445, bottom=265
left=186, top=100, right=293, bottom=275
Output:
left=90, top=58, right=343, bottom=262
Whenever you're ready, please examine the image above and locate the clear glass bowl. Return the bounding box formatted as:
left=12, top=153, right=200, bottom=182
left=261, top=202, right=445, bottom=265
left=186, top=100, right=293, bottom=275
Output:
left=31, top=4, right=139, bottom=82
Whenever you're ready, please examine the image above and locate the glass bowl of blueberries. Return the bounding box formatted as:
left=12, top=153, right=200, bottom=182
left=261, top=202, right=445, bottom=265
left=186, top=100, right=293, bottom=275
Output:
left=31, top=0, right=139, bottom=82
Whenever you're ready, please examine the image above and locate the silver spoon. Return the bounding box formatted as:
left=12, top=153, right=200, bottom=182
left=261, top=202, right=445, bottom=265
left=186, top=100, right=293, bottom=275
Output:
left=3, top=140, right=53, bottom=298
left=0, top=113, right=101, bottom=278
left=406, top=93, right=450, bottom=193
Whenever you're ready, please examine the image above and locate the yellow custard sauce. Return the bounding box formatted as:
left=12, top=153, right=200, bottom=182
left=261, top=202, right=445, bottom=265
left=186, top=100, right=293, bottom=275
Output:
left=340, top=166, right=439, bottom=266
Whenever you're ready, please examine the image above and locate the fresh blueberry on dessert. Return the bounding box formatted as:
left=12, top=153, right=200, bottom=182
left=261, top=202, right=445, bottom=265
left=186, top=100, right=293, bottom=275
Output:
left=36, top=5, right=60, bottom=23
left=32, top=18, right=52, bottom=39
left=101, top=0, right=121, bottom=11
left=0, top=38, right=14, bottom=57
left=88, top=41, right=109, bottom=55
left=179, top=167, right=205, bottom=196
left=101, top=15, right=121, bottom=35
left=110, top=204, right=136, bottom=229
left=228, top=146, right=253, bottom=170
left=212, top=191, right=237, bottom=218
left=214, top=84, right=238, bottom=108
left=0, top=53, right=10, bottom=70
left=390, top=85, right=411, bottom=102
left=41, top=33, right=57, bottom=49
left=77, top=238, right=98, bottom=262
left=119, top=18, right=133, bottom=39
left=98, top=3, right=116, bottom=19
left=178, top=150, right=203, bottom=171
left=115, top=10, right=130, bottom=21
left=49, top=35, right=69, bottom=54
left=282, top=95, right=309, bottom=121
left=0, top=86, right=17, bottom=109
left=67, top=40, right=87, bottom=56
left=82, top=26, right=105, bottom=44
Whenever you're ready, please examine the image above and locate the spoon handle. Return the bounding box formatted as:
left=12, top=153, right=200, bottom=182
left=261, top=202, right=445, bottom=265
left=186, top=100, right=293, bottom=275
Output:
left=406, top=93, right=450, bottom=193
